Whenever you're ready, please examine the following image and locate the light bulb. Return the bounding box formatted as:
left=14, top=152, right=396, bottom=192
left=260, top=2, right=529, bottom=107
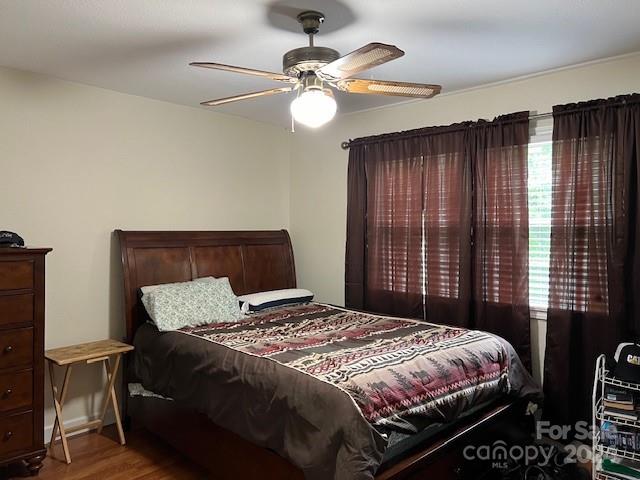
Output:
left=290, top=88, right=337, bottom=128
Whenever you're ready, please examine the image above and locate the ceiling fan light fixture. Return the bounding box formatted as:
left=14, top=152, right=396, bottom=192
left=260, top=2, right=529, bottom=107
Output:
left=290, top=87, right=336, bottom=128
left=192, top=10, right=442, bottom=125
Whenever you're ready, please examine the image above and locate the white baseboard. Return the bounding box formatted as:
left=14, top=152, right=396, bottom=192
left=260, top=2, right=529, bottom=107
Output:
left=44, top=411, right=116, bottom=445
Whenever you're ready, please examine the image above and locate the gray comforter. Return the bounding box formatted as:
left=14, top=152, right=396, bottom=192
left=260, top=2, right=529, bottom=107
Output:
left=132, top=303, right=539, bottom=480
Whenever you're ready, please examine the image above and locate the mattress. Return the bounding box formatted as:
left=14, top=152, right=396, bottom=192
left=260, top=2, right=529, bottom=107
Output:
left=131, top=303, right=538, bottom=480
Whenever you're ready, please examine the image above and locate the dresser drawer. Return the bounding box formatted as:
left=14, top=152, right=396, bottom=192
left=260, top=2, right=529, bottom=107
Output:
left=0, top=294, right=33, bottom=327
left=0, top=262, right=33, bottom=291
left=0, top=411, right=32, bottom=457
left=0, top=329, right=33, bottom=370
left=0, top=370, right=32, bottom=412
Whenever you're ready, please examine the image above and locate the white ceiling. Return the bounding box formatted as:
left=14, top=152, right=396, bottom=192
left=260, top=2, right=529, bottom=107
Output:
left=1, top=0, right=640, bottom=127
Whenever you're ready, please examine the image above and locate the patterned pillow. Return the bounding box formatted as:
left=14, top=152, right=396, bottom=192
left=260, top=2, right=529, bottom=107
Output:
left=140, top=276, right=216, bottom=295
left=141, top=277, right=243, bottom=331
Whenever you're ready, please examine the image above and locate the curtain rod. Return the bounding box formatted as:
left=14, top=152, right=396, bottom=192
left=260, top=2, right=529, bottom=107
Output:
left=340, top=111, right=553, bottom=150
left=342, top=95, right=640, bottom=150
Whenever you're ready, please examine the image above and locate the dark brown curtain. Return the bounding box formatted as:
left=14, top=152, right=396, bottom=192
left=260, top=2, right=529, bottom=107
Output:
left=345, top=145, right=367, bottom=309
left=345, top=113, right=531, bottom=367
left=544, top=94, right=640, bottom=426
left=473, top=113, right=531, bottom=370
left=365, top=138, right=424, bottom=318
left=419, top=126, right=472, bottom=327
left=346, top=124, right=473, bottom=322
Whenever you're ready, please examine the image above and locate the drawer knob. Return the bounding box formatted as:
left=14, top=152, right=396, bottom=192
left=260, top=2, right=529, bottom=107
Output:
left=3, top=345, right=12, bottom=354
left=3, top=431, right=12, bottom=441
left=2, top=389, right=11, bottom=398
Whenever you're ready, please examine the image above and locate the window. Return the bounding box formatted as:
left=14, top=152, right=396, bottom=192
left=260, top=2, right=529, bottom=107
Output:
left=527, top=117, right=553, bottom=317
left=363, top=117, right=554, bottom=318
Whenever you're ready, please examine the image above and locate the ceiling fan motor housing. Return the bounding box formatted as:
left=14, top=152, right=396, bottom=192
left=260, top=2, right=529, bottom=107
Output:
left=283, top=47, right=340, bottom=77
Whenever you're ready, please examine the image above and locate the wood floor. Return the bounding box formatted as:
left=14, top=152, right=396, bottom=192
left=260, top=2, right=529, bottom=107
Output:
left=4, top=426, right=210, bottom=480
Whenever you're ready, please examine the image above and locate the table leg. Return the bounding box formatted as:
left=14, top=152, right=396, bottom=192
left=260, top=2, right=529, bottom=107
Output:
left=96, top=354, right=125, bottom=445
left=48, top=363, right=72, bottom=452
left=48, top=362, right=72, bottom=464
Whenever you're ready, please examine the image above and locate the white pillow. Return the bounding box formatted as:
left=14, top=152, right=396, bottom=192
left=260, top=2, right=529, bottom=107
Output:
left=238, top=288, right=314, bottom=314
left=141, top=277, right=242, bottom=331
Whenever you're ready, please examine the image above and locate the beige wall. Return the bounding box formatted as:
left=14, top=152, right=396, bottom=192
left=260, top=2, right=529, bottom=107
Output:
left=0, top=66, right=290, bottom=436
left=3, top=52, right=640, bottom=437
left=289, top=52, right=640, bottom=384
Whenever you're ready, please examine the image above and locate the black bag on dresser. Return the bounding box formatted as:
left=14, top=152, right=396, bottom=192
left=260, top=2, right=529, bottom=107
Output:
left=0, top=232, right=24, bottom=248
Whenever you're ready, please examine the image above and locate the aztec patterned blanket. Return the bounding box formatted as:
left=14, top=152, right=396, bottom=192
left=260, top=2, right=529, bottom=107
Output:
left=183, top=303, right=512, bottom=429
left=133, top=303, right=537, bottom=480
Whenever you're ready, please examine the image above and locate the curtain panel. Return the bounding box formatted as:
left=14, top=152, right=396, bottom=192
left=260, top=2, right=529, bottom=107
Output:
left=473, top=113, right=531, bottom=369
left=345, top=113, right=531, bottom=369
left=544, top=94, right=640, bottom=426
left=419, top=126, right=473, bottom=329
left=364, top=137, right=424, bottom=319
left=345, top=122, right=474, bottom=322
left=345, top=145, right=367, bottom=309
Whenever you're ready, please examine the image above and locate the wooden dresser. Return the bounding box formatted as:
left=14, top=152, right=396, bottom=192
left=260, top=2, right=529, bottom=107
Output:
left=0, top=248, right=51, bottom=476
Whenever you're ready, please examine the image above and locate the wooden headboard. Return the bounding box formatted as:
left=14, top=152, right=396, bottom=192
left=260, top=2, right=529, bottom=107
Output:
left=116, top=230, right=296, bottom=343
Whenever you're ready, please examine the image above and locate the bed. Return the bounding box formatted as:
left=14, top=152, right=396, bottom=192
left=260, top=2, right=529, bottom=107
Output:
left=116, top=229, right=538, bottom=480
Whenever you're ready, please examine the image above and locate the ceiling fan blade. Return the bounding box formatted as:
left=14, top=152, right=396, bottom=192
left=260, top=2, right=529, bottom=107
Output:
left=201, top=87, right=294, bottom=106
left=316, top=43, right=404, bottom=81
left=190, top=62, right=297, bottom=83
left=335, top=78, right=441, bottom=98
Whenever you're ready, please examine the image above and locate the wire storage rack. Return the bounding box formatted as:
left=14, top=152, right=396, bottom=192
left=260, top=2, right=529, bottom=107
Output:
left=592, top=354, right=640, bottom=479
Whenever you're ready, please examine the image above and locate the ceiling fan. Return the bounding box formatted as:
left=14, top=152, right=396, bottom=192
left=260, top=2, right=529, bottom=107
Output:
left=191, top=10, right=442, bottom=128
